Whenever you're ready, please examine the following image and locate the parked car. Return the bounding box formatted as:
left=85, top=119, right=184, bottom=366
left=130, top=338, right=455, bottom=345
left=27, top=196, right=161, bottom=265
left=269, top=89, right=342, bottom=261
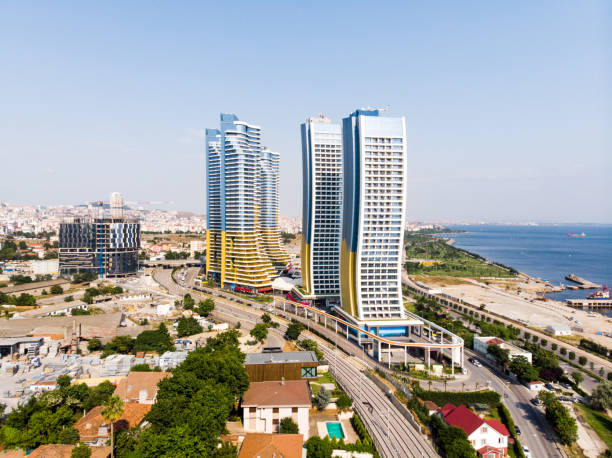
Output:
left=514, top=425, right=521, bottom=435
left=530, top=398, right=541, bottom=407
left=545, top=383, right=556, bottom=391
left=560, top=382, right=572, bottom=389
left=522, top=445, right=531, bottom=458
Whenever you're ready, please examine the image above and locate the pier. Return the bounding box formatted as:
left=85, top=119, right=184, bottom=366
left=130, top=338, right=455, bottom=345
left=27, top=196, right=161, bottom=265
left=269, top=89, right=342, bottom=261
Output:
left=566, top=299, right=612, bottom=308
left=565, top=274, right=602, bottom=289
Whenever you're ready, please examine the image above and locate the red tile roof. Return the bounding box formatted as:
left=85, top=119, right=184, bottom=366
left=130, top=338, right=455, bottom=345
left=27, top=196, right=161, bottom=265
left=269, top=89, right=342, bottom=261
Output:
left=113, top=371, right=171, bottom=403
left=486, top=338, right=504, bottom=345
left=476, top=445, right=505, bottom=456
left=441, top=404, right=509, bottom=438
left=28, top=444, right=111, bottom=458
left=242, top=381, right=311, bottom=407
left=484, top=418, right=510, bottom=436
left=74, top=403, right=151, bottom=442
left=442, top=404, right=483, bottom=436
left=238, top=433, right=303, bottom=458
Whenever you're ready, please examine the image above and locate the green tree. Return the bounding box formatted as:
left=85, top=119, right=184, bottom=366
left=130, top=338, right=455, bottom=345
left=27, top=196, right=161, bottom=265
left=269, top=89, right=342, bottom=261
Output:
left=279, top=417, right=299, bottom=434
left=64, top=295, right=74, bottom=302
left=133, top=327, right=175, bottom=353
left=195, top=298, right=215, bottom=316
left=285, top=321, right=305, bottom=341
left=58, top=427, right=79, bottom=444
left=183, top=294, right=195, bottom=309
left=130, top=364, right=152, bottom=372
left=261, top=312, right=272, bottom=324
left=537, top=391, right=577, bottom=445
left=101, top=395, right=124, bottom=458
left=590, top=383, right=612, bottom=411
left=304, top=436, right=332, bottom=458
left=315, top=387, right=331, bottom=411
left=336, top=394, right=353, bottom=411
left=487, top=344, right=510, bottom=368
left=509, top=356, right=538, bottom=383
left=177, top=316, right=204, bottom=338
left=578, top=356, right=587, bottom=366
left=249, top=323, right=269, bottom=342
left=18, top=241, right=27, bottom=250
left=87, top=338, right=102, bottom=352
left=568, top=351, right=575, bottom=360
left=299, top=339, right=324, bottom=360
left=103, top=336, right=135, bottom=356
left=50, top=285, right=64, bottom=294
left=71, top=442, right=92, bottom=458
left=570, top=371, right=584, bottom=386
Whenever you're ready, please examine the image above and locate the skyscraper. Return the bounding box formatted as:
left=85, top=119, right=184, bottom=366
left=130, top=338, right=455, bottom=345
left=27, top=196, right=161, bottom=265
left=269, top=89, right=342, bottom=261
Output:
left=299, top=116, right=343, bottom=303
left=340, top=109, right=407, bottom=324
left=205, top=113, right=289, bottom=291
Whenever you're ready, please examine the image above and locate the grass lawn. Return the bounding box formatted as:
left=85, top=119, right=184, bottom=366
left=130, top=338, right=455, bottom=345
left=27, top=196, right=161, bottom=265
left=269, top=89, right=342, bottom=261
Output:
left=576, top=404, right=612, bottom=451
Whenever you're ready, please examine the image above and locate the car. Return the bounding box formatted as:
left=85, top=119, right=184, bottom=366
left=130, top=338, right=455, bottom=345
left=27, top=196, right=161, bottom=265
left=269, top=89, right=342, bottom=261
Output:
left=545, top=383, right=556, bottom=391
left=530, top=398, right=541, bottom=406
left=473, top=360, right=482, bottom=367
left=514, top=425, right=521, bottom=435
left=522, top=445, right=531, bottom=458
left=560, top=382, right=572, bottom=389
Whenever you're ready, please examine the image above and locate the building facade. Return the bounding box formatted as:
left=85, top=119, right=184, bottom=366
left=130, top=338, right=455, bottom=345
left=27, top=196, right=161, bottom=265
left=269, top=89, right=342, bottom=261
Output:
left=59, top=217, right=140, bottom=277
left=299, top=116, right=343, bottom=302
left=206, top=113, right=289, bottom=291
left=340, top=109, right=407, bottom=323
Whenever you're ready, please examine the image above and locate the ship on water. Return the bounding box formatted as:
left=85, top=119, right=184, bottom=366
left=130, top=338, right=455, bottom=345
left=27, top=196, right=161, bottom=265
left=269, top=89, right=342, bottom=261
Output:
left=587, top=286, right=609, bottom=300
left=568, top=232, right=586, bottom=237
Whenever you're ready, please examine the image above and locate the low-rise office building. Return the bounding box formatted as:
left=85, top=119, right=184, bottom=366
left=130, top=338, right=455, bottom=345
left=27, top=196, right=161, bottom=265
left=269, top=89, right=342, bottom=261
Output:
left=473, top=336, right=532, bottom=364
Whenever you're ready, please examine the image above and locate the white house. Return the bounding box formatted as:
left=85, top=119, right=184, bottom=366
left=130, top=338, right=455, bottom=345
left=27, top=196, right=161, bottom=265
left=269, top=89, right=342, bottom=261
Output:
left=474, top=336, right=532, bottom=364
left=242, top=380, right=311, bottom=437
left=546, top=324, right=572, bottom=336
left=527, top=381, right=544, bottom=391
left=440, top=404, right=510, bottom=458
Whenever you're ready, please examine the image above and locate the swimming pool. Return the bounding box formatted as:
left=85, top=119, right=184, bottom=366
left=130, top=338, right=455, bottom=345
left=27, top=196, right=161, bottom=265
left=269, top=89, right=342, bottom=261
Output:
left=326, top=421, right=345, bottom=439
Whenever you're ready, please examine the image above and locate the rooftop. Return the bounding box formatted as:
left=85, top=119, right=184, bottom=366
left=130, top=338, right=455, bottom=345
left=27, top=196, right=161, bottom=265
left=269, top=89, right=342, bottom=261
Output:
left=28, top=444, right=111, bottom=458
left=440, top=404, right=509, bottom=437
left=114, top=371, right=171, bottom=402
left=242, top=380, right=311, bottom=408
left=245, top=351, right=318, bottom=365
left=0, top=312, right=123, bottom=338
left=75, top=403, right=151, bottom=441
left=238, top=433, right=304, bottom=458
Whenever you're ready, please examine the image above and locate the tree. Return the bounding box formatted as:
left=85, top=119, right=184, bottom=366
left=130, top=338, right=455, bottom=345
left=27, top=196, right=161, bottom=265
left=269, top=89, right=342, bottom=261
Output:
left=509, top=356, right=538, bottom=382
left=131, top=364, right=152, bottom=372
left=279, top=417, right=299, bottom=434
left=304, top=436, right=332, bottom=458
left=551, top=343, right=558, bottom=351
left=315, top=387, right=331, bottom=411
left=18, top=241, right=27, bottom=250
left=183, top=293, right=195, bottom=310
left=50, top=285, right=64, bottom=295
left=58, top=427, right=79, bottom=444
left=250, top=323, right=269, bottom=342
left=71, top=442, right=91, bottom=458
left=195, top=298, right=215, bottom=317
left=590, top=383, right=612, bottom=411
left=537, top=391, right=577, bottom=445
left=87, top=338, right=102, bottom=352
left=578, top=356, right=587, bottom=366
left=134, top=327, right=175, bottom=353
left=177, top=317, right=204, bottom=338
left=568, top=351, right=575, bottom=360
left=487, top=344, right=510, bottom=368
left=299, top=339, right=324, bottom=360
left=336, top=394, right=353, bottom=411
left=285, top=321, right=305, bottom=341
left=101, top=395, right=124, bottom=458
left=560, top=347, right=567, bottom=356
left=261, top=312, right=272, bottom=324
left=64, top=295, right=74, bottom=302
left=570, top=371, right=584, bottom=386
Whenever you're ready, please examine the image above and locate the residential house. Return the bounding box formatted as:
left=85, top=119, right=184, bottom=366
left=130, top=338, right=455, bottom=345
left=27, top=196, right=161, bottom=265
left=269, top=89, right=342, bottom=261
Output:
left=439, top=404, right=509, bottom=458
left=238, top=433, right=304, bottom=458
left=242, top=380, right=311, bottom=436
left=75, top=403, right=151, bottom=446
left=113, top=371, right=171, bottom=404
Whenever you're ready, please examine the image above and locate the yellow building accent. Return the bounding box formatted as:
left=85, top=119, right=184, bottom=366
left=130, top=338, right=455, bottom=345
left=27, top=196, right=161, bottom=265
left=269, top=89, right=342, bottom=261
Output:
left=340, top=239, right=358, bottom=318
left=301, top=237, right=311, bottom=294
left=220, top=231, right=226, bottom=288
left=205, top=229, right=210, bottom=274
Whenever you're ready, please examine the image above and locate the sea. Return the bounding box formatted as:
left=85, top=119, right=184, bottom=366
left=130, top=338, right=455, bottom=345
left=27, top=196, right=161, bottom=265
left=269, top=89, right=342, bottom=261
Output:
left=443, top=224, right=612, bottom=315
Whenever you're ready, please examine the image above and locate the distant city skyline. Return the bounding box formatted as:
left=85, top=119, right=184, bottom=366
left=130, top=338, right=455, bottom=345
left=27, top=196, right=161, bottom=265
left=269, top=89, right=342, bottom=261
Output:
left=1, top=2, right=610, bottom=223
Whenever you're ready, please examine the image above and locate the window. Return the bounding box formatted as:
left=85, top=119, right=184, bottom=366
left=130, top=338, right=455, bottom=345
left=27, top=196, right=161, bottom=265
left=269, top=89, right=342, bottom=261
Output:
left=301, top=366, right=317, bottom=378
left=273, top=408, right=279, bottom=414
left=292, top=407, right=298, bottom=413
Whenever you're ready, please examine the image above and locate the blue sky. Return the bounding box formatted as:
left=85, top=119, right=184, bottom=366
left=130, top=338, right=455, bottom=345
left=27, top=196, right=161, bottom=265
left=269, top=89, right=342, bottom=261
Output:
left=1, top=1, right=610, bottom=223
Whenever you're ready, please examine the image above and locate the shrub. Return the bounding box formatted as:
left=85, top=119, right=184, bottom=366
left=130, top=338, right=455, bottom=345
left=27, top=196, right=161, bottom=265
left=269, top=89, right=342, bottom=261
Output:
left=279, top=417, right=299, bottom=434
left=336, top=394, right=353, bottom=411
left=418, top=389, right=501, bottom=408
left=551, top=343, right=558, bottom=351
left=540, top=339, right=548, bottom=347
left=315, top=387, right=331, bottom=411
left=64, top=295, right=74, bottom=303
left=568, top=351, right=575, bottom=360
left=87, top=338, right=102, bottom=352
left=532, top=335, right=539, bottom=343
left=50, top=285, right=64, bottom=295
left=578, top=356, right=587, bottom=366
left=560, top=347, right=567, bottom=355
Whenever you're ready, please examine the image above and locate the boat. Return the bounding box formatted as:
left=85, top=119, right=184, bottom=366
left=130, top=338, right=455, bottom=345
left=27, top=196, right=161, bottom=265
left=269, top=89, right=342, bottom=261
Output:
left=568, top=233, right=586, bottom=237
left=587, top=286, right=609, bottom=300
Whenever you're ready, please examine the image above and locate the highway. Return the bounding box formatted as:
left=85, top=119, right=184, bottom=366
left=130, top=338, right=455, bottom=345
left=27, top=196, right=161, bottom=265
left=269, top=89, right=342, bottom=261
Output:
left=152, top=268, right=438, bottom=458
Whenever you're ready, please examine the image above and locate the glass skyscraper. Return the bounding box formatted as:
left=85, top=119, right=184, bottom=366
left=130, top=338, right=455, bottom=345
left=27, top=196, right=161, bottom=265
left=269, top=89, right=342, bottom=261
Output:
left=340, top=109, right=407, bottom=323
left=206, top=113, right=289, bottom=290
left=300, top=116, right=343, bottom=302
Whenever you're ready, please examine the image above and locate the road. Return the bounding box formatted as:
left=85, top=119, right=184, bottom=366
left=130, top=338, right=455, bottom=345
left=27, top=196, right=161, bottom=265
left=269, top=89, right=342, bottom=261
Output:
left=152, top=268, right=437, bottom=458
